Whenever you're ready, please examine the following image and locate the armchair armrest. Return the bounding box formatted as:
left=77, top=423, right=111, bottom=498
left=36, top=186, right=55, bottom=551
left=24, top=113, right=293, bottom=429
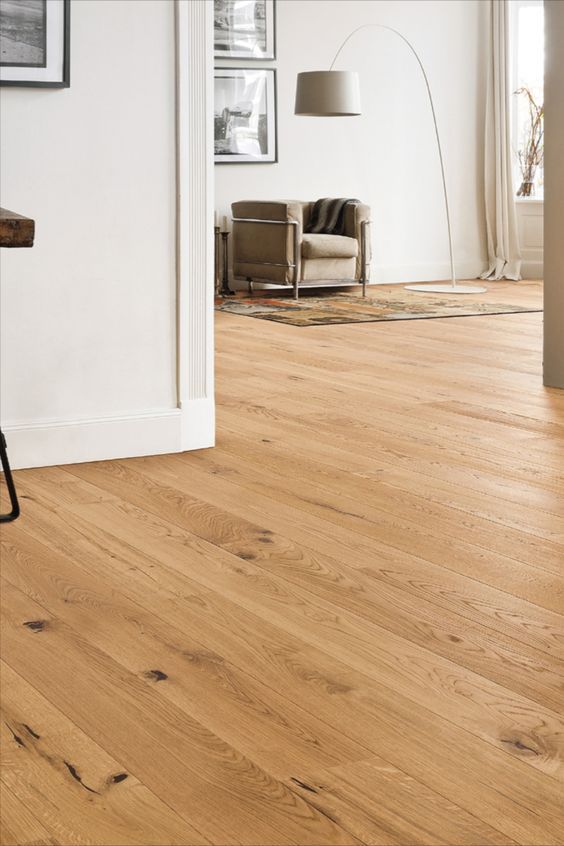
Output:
left=344, top=202, right=371, bottom=282
left=231, top=201, right=306, bottom=286
left=231, top=200, right=306, bottom=225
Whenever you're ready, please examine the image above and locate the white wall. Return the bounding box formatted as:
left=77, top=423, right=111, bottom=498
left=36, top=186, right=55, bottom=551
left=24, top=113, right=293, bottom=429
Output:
left=215, top=0, right=489, bottom=285
left=1, top=0, right=183, bottom=467
left=543, top=0, right=564, bottom=388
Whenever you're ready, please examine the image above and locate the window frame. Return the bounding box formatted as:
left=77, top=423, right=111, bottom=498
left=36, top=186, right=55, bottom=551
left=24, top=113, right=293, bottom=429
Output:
left=509, top=0, right=544, bottom=200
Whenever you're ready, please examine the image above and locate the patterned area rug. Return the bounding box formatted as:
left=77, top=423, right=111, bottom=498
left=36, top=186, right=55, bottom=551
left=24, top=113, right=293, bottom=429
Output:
left=215, top=291, right=541, bottom=327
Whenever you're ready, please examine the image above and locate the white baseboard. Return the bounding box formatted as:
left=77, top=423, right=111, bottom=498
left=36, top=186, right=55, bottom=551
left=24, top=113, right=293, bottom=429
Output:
left=180, top=396, right=215, bottom=451
left=4, top=399, right=216, bottom=470
left=369, top=261, right=486, bottom=284
left=2, top=404, right=214, bottom=470
left=521, top=260, right=543, bottom=279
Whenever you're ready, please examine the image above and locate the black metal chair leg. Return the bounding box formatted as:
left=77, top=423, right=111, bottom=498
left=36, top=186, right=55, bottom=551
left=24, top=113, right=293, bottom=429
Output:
left=0, top=429, right=20, bottom=522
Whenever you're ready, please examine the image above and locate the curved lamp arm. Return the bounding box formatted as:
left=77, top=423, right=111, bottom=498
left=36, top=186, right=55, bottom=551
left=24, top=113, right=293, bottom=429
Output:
left=330, top=24, right=456, bottom=287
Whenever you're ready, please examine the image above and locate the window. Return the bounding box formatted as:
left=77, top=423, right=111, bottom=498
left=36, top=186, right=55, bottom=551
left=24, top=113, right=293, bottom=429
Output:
left=510, top=0, right=544, bottom=197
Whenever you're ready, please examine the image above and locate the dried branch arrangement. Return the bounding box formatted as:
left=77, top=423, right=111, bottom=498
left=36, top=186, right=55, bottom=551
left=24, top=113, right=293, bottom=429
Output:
left=515, top=86, right=544, bottom=197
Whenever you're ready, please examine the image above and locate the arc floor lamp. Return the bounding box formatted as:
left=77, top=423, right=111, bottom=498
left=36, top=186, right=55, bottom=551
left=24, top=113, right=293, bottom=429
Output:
left=295, top=24, right=487, bottom=295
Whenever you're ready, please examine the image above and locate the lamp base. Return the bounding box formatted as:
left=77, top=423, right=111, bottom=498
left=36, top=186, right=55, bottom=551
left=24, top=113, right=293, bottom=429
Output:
left=404, top=283, right=488, bottom=294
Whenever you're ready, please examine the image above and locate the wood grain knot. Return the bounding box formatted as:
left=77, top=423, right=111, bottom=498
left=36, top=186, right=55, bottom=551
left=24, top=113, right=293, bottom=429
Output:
left=5, top=723, right=26, bottom=748
left=500, top=735, right=541, bottom=757
left=290, top=777, right=319, bottom=794
left=23, top=724, right=41, bottom=739
left=64, top=762, right=99, bottom=794
left=23, top=620, right=47, bottom=632
left=143, top=669, right=168, bottom=682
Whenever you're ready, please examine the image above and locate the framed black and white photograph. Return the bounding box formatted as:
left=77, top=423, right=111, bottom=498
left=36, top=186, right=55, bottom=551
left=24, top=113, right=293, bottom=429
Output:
left=214, top=0, right=275, bottom=60
left=215, top=68, right=277, bottom=164
left=0, top=0, right=70, bottom=87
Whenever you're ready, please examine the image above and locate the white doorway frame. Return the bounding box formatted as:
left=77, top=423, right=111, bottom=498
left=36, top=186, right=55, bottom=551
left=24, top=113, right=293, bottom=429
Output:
left=176, top=0, right=215, bottom=450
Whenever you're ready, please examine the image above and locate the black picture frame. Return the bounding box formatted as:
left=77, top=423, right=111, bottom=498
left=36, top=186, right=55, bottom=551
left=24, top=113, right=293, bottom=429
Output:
left=0, top=0, right=70, bottom=88
left=214, top=0, right=276, bottom=61
left=214, top=67, right=278, bottom=165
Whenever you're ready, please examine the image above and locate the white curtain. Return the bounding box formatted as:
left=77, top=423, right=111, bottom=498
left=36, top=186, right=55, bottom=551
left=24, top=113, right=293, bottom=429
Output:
left=481, top=0, right=522, bottom=281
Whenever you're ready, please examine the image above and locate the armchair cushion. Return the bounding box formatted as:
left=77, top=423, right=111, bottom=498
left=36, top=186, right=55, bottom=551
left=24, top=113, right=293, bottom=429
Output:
left=302, top=233, right=359, bottom=260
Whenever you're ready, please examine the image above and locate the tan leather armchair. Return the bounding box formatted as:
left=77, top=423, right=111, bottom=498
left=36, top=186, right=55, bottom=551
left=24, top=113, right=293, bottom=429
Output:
left=231, top=200, right=371, bottom=298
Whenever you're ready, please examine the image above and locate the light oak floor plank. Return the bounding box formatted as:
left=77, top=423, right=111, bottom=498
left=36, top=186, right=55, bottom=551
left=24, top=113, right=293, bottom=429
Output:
left=58, top=459, right=564, bottom=711
left=1, top=662, right=200, bottom=846
left=0, top=780, right=57, bottom=846
left=2, top=505, right=558, bottom=844
left=1, top=580, right=359, bottom=846
left=3, top=490, right=564, bottom=790
left=2, top=281, right=564, bottom=845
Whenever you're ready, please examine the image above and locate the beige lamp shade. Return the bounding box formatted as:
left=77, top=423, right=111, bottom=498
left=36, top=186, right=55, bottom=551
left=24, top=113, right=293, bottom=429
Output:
left=294, top=71, right=362, bottom=116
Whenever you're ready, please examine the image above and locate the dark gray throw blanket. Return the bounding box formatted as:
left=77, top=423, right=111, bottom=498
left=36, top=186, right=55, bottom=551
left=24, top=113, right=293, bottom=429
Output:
left=305, top=198, right=360, bottom=236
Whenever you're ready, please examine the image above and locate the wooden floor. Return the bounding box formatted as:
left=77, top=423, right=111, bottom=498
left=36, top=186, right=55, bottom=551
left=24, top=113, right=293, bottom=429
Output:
left=1, top=280, right=563, bottom=846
